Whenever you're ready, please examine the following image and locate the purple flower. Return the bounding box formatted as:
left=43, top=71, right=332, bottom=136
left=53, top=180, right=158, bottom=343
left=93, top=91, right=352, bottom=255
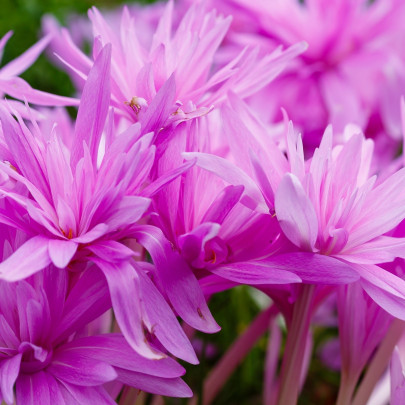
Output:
left=0, top=44, right=200, bottom=362
left=44, top=1, right=305, bottom=131
left=0, top=265, right=191, bottom=405
left=220, top=0, right=405, bottom=145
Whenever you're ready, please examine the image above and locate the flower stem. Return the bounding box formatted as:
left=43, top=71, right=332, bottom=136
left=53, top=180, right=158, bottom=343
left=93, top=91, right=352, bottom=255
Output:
left=202, top=305, right=278, bottom=405
left=277, top=284, right=315, bottom=405
left=336, top=370, right=359, bottom=405
left=352, top=318, right=405, bottom=405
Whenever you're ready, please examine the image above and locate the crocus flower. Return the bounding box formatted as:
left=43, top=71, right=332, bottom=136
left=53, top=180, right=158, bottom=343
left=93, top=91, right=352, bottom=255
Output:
left=0, top=264, right=192, bottom=405
left=0, top=44, right=206, bottom=362
left=220, top=0, right=405, bottom=146
left=44, top=1, right=306, bottom=132
left=183, top=93, right=405, bottom=319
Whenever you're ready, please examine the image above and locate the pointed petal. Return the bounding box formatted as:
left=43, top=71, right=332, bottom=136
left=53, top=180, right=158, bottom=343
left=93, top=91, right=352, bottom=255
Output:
left=87, top=240, right=135, bottom=263
left=0, top=354, right=22, bottom=404
left=106, top=196, right=150, bottom=231
left=94, top=258, right=163, bottom=359
left=133, top=225, right=220, bottom=333
left=262, top=253, right=359, bottom=284
left=183, top=152, right=268, bottom=213
left=0, top=35, right=50, bottom=77
left=48, top=239, right=78, bottom=268
left=140, top=74, right=176, bottom=134
left=59, top=334, right=185, bottom=377
left=210, top=261, right=301, bottom=285
left=48, top=351, right=117, bottom=386
left=116, top=368, right=192, bottom=398
left=16, top=372, right=51, bottom=405
left=202, top=185, right=244, bottom=224
left=339, top=236, right=405, bottom=264
left=137, top=268, right=198, bottom=364
left=275, top=173, right=318, bottom=251
left=0, top=236, right=51, bottom=282
left=71, top=44, right=111, bottom=169
left=59, top=382, right=115, bottom=405
left=73, top=223, right=108, bottom=244
left=354, top=263, right=405, bottom=320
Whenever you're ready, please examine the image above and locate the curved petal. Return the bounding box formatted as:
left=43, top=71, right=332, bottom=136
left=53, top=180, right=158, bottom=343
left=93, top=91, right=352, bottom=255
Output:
left=210, top=261, right=302, bottom=285
left=133, top=225, right=220, bottom=333
left=275, top=173, right=318, bottom=251
left=354, top=263, right=405, bottom=320
left=94, top=258, right=163, bottom=359
left=0, top=354, right=22, bottom=404
left=48, top=239, right=78, bottom=268
left=0, top=236, right=51, bottom=282
left=262, top=253, right=359, bottom=284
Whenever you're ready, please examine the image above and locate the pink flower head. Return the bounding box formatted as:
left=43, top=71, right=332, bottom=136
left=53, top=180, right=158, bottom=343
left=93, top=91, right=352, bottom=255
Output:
left=224, top=0, right=405, bottom=144
left=0, top=44, right=203, bottom=362
left=270, top=122, right=405, bottom=319
left=44, top=1, right=306, bottom=131
left=0, top=265, right=191, bottom=405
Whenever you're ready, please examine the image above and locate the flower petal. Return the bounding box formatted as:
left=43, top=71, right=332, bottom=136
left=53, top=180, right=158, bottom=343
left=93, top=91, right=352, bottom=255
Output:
left=133, top=225, right=220, bottom=333
left=210, top=260, right=302, bottom=285
left=48, top=239, right=78, bottom=268
left=0, top=236, right=51, bottom=282
left=262, top=253, right=359, bottom=284
left=275, top=173, right=318, bottom=251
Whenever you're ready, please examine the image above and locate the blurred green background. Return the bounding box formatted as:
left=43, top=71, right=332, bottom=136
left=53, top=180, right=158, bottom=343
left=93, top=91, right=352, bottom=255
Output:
left=0, top=0, right=157, bottom=97
left=0, top=1, right=340, bottom=403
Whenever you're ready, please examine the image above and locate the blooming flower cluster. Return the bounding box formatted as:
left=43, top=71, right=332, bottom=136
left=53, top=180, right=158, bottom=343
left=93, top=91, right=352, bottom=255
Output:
left=1, top=0, right=405, bottom=403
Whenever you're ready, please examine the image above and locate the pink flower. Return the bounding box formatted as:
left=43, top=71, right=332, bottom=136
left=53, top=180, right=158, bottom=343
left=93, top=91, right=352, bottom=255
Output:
left=44, top=1, right=305, bottom=130
left=0, top=265, right=191, bottom=405
left=222, top=0, right=405, bottom=145
left=0, top=44, right=203, bottom=362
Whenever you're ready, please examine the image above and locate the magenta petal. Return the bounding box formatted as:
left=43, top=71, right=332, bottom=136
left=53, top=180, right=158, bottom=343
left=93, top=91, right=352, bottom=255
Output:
left=48, top=351, right=117, bottom=386
left=133, top=225, right=220, bottom=333
left=59, top=382, right=116, bottom=405
left=43, top=374, right=65, bottom=405
left=48, top=239, right=78, bottom=268
left=183, top=151, right=268, bottom=213
left=87, top=240, right=134, bottom=263
left=202, top=185, right=244, bottom=224
left=55, top=266, right=110, bottom=343
left=16, top=372, right=51, bottom=405
left=137, top=268, right=198, bottom=364
left=0, top=354, right=22, bottom=404
left=209, top=261, right=301, bottom=285
left=0, top=236, right=51, bottom=282
left=1, top=35, right=50, bottom=77
left=140, top=74, right=176, bottom=134
left=275, top=173, right=318, bottom=251
left=73, top=223, right=108, bottom=243
left=71, top=44, right=111, bottom=168
left=106, top=196, right=150, bottom=231
left=262, top=253, right=359, bottom=284
left=140, top=159, right=196, bottom=198
left=94, top=258, right=163, bottom=359
left=354, top=263, right=405, bottom=320
left=116, top=368, right=192, bottom=398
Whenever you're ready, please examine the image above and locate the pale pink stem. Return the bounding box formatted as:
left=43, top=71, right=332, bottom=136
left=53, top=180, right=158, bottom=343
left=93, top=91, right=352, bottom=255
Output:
left=277, top=284, right=315, bottom=405
left=352, top=318, right=405, bottom=405
left=336, top=369, right=361, bottom=405
left=201, top=305, right=278, bottom=405
left=264, top=316, right=282, bottom=405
